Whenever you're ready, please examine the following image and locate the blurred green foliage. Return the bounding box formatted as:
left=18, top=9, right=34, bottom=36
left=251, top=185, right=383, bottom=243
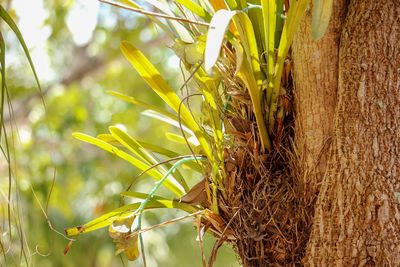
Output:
left=0, top=0, right=239, bottom=266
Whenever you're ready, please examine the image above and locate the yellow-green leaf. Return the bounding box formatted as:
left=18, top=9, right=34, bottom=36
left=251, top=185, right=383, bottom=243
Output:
left=120, top=191, right=198, bottom=213
left=73, top=132, right=184, bottom=196
left=97, top=134, right=202, bottom=173
left=97, top=133, right=124, bottom=147
left=65, top=199, right=198, bottom=236
left=120, top=0, right=177, bottom=40
left=66, top=203, right=141, bottom=236
left=261, top=0, right=276, bottom=105
left=107, top=90, right=181, bottom=124
left=233, top=12, right=271, bottom=151
left=0, top=5, right=41, bottom=93
left=165, top=132, right=199, bottom=146
left=120, top=41, right=212, bottom=160
left=269, top=0, right=309, bottom=133
left=142, top=109, right=194, bottom=135
left=109, top=126, right=158, bottom=165
left=176, top=0, right=211, bottom=20
left=140, top=0, right=194, bottom=43
left=204, top=10, right=271, bottom=150
left=312, top=0, right=333, bottom=40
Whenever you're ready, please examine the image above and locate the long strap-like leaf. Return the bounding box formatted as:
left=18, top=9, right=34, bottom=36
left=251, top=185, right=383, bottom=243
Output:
left=204, top=10, right=271, bottom=150
left=312, top=0, right=333, bottom=40
left=0, top=5, right=41, bottom=92
left=120, top=41, right=212, bottom=160
left=268, top=0, right=309, bottom=133
left=73, top=132, right=185, bottom=196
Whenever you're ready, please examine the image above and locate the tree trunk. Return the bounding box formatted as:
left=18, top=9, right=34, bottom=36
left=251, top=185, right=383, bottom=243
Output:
left=228, top=0, right=399, bottom=265
left=292, top=0, right=348, bottom=200
left=291, top=0, right=348, bottom=262
left=303, top=0, right=400, bottom=265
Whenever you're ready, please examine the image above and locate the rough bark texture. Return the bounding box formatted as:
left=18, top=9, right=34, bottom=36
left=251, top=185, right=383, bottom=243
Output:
left=305, top=1, right=400, bottom=265
left=292, top=0, right=348, bottom=199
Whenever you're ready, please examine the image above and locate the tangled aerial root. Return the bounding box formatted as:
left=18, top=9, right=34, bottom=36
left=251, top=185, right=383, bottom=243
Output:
left=218, top=131, right=310, bottom=266
left=200, top=60, right=315, bottom=266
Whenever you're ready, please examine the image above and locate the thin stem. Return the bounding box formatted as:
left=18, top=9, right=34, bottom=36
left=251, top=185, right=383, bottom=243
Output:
left=134, top=156, right=207, bottom=264
left=132, top=210, right=205, bottom=236
left=135, top=156, right=207, bottom=230
left=99, top=0, right=209, bottom=26
left=125, top=154, right=205, bottom=192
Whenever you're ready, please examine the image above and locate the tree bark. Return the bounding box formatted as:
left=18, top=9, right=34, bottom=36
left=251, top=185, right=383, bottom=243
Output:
left=304, top=0, right=400, bottom=265
left=292, top=0, right=348, bottom=201
left=292, top=1, right=348, bottom=261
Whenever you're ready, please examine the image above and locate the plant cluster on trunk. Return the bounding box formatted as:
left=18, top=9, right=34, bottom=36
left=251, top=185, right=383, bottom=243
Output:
left=65, top=1, right=400, bottom=266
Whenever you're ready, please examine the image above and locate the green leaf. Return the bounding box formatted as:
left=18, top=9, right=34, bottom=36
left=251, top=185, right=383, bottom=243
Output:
left=0, top=5, right=41, bottom=93
left=137, top=141, right=203, bottom=173
left=140, top=0, right=194, bottom=42
left=247, top=5, right=266, bottom=67
left=312, top=0, right=333, bottom=40
left=231, top=39, right=244, bottom=74
left=97, top=134, right=124, bottom=147
left=65, top=199, right=198, bottom=236
left=121, top=191, right=166, bottom=200
left=97, top=134, right=202, bottom=173
left=274, top=0, right=284, bottom=48
left=203, top=10, right=271, bottom=150
left=269, top=0, right=309, bottom=133
left=261, top=0, right=276, bottom=106
left=233, top=12, right=271, bottom=151
left=142, top=109, right=194, bottom=135
left=224, top=0, right=237, bottom=10
left=109, top=126, right=159, bottom=165
left=165, top=132, right=199, bottom=146
left=73, top=132, right=185, bottom=196
left=176, top=0, right=212, bottom=20
left=66, top=203, right=140, bottom=236
left=0, top=31, right=5, bottom=132
left=198, top=76, right=223, bottom=160
left=109, top=126, right=189, bottom=191
left=107, top=90, right=181, bottom=124
left=138, top=140, right=181, bottom=158
left=120, top=41, right=212, bottom=160
left=121, top=191, right=197, bottom=213
left=120, top=0, right=176, bottom=39
left=120, top=41, right=192, bottom=127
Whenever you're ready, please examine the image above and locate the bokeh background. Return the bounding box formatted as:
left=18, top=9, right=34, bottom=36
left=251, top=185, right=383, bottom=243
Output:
left=0, top=0, right=240, bottom=266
